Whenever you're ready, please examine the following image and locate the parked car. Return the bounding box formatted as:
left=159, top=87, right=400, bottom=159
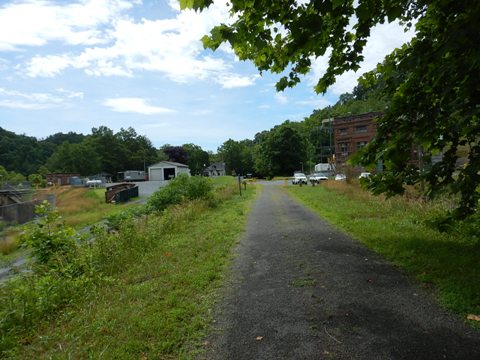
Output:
left=358, top=172, right=371, bottom=179
left=292, top=172, right=308, bottom=185
left=335, top=173, right=347, bottom=181
left=86, top=179, right=102, bottom=187
left=309, top=173, right=328, bottom=184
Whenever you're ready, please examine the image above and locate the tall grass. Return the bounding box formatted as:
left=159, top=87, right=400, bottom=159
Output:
left=52, top=187, right=136, bottom=227
left=1, top=178, right=256, bottom=358
left=0, top=238, right=17, bottom=255
left=286, top=181, right=480, bottom=322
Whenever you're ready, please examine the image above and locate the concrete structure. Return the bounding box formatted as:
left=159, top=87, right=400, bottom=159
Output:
left=204, top=162, right=226, bottom=177
left=333, top=112, right=382, bottom=167
left=148, top=161, right=190, bottom=181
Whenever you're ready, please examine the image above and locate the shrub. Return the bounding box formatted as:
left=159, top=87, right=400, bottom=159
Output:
left=147, top=175, right=213, bottom=212
left=20, top=201, right=78, bottom=267
left=1, top=202, right=101, bottom=355
left=106, top=205, right=148, bottom=230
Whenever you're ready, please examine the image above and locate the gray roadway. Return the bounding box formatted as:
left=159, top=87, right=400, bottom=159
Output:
left=202, top=183, right=480, bottom=359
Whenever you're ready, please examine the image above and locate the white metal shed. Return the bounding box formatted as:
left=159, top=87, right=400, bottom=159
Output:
left=148, top=161, right=191, bottom=181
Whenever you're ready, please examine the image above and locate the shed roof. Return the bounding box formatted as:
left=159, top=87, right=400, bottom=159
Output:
left=206, top=162, right=226, bottom=171
left=148, top=161, right=189, bottom=168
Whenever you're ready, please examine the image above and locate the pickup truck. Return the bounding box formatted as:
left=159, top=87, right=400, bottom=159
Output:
left=292, top=172, right=308, bottom=185
left=309, top=173, right=328, bottom=184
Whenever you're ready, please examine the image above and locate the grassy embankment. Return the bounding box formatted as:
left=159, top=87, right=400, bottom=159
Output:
left=286, top=181, right=480, bottom=323
left=0, top=186, right=138, bottom=262
left=48, top=186, right=139, bottom=227
left=3, top=177, right=255, bottom=359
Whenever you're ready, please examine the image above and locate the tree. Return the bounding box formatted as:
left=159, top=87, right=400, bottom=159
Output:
left=28, top=174, right=45, bottom=188
left=87, top=126, right=126, bottom=175
left=44, top=132, right=85, bottom=145
left=0, top=165, right=7, bottom=186
left=0, top=127, right=51, bottom=175
left=183, top=0, right=480, bottom=218
left=116, top=127, right=158, bottom=171
left=181, top=0, right=421, bottom=93
left=254, top=122, right=307, bottom=177
left=182, top=143, right=210, bottom=175
left=46, top=141, right=101, bottom=175
left=162, top=145, right=188, bottom=164
left=217, top=139, right=255, bottom=176
left=37, top=165, right=50, bottom=178
left=356, top=2, right=480, bottom=218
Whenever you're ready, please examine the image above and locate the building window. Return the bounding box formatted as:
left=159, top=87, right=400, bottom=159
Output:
left=355, top=125, right=368, bottom=133
left=339, top=128, right=348, bottom=135
left=357, top=141, right=367, bottom=150
left=339, top=143, right=348, bottom=153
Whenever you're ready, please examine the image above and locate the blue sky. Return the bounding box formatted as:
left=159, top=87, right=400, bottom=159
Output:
left=0, top=0, right=414, bottom=152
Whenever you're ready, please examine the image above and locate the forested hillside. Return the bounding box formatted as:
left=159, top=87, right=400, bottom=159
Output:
left=0, top=126, right=212, bottom=179
left=217, top=83, right=387, bottom=177
left=0, top=84, right=386, bottom=180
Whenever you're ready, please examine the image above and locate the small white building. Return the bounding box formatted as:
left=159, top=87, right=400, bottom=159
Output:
left=204, top=162, right=226, bottom=177
left=148, top=161, right=190, bottom=181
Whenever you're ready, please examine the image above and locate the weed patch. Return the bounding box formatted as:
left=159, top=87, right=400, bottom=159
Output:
left=0, top=238, right=18, bottom=255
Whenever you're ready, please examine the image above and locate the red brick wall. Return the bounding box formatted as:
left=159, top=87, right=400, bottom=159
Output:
left=333, top=112, right=382, bottom=167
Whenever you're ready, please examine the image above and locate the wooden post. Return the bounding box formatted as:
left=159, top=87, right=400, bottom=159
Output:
left=238, top=175, right=242, bottom=196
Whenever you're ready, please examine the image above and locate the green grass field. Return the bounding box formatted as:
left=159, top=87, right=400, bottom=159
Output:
left=285, top=181, right=480, bottom=324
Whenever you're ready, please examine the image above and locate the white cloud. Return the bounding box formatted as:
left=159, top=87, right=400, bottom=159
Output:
left=217, top=74, right=258, bottom=89
left=0, top=58, right=9, bottom=70
left=18, top=0, right=256, bottom=89
left=275, top=92, right=288, bottom=104
left=55, top=88, right=84, bottom=99
left=0, top=99, right=54, bottom=110
left=168, top=0, right=181, bottom=12
left=25, top=55, right=71, bottom=77
left=0, top=0, right=135, bottom=51
left=190, top=109, right=213, bottom=116
left=309, top=21, right=415, bottom=95
left=141, top=122, right=170, bottom=129
left=0, top=87, right=82, bottom=109
left=295, top=97, right=333, bottom=108
left=103, top=97, right=175, bottom=115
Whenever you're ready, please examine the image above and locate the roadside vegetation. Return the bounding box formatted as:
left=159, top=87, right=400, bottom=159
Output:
left=0, top=186, right=139, bottom=264
left=46, top=186, right=139, bottom=228
left=286, top=181, right=480, bottom=325
left=0, top=176, right=255, bottom=358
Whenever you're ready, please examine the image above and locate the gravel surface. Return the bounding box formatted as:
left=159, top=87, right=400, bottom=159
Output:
left=202, top=183, right=480, bottom=359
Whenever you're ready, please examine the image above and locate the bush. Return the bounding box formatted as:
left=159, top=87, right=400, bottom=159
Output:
left=106, top=205, right=148, bottom=230
left=1, top=202, right=101, bottom=355
left=147, top=175, right=213, bottom=212
left=20, top=202, right=78, bottom=267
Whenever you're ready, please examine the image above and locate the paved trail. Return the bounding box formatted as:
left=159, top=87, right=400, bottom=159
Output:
left=202, top=183, right=480, bottom=360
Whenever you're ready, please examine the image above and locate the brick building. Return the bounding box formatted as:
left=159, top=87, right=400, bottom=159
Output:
left=333, top=111, right=383, bottom=167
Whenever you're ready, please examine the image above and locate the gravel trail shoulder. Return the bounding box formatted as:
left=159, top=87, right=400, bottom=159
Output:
left=201, top=183, right=480, bottom=360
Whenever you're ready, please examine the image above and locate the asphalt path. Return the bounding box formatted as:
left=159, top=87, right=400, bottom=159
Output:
left=202, top=183, right=480, bottom=359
